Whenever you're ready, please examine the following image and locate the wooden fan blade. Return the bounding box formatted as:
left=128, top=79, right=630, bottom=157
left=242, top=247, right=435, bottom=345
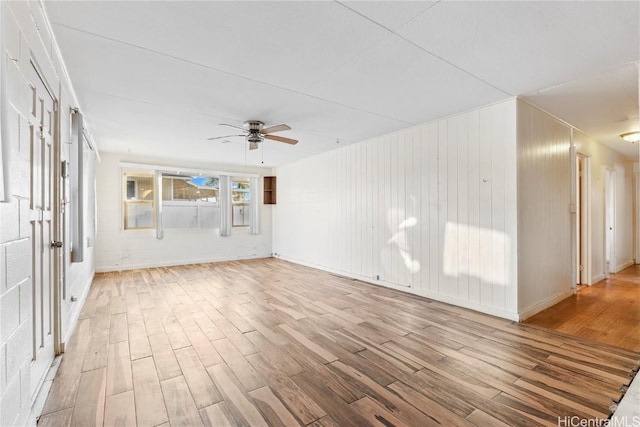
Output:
left=207, top=134, right=246, bottom=140
left=261, top=124, right=291, bottom=134
left=220, top=123, right=247, bottom=132
left=249, top=142, right=259, bottom=150
left=264, top=134, right=298, bottom=145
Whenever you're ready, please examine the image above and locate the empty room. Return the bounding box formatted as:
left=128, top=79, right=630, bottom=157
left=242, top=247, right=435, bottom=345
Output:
left=0, top=1, right=639, bottom=426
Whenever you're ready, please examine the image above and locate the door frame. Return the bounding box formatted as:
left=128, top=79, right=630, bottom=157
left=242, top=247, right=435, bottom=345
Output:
left=577, top=153, right=591, bottom=286
left=570, top=147, right=592, bottom=291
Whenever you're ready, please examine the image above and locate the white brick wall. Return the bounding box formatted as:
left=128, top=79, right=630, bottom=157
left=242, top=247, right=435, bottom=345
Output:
left=1, top=373, right=21, bottom=426
left=1, top=2, right=96, bottom=425
left=5, top=239, right=30, bottom=289
left=0, top=286, right=20, bottom=342
left=0, top=343, right=6, bottom=391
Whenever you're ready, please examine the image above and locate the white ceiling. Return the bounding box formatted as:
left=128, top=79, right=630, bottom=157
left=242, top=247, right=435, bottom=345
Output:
left=43, top=1, right=639, bottom=166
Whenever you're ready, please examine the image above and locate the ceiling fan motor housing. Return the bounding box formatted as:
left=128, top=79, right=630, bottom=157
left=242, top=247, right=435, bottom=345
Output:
left=246, top=120, right=265, bottom=145
left=245, top=120, right=264, bottom=132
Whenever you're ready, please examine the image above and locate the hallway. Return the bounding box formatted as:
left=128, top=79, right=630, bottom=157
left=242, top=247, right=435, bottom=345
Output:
left=525, top=265, right=640, bottom=352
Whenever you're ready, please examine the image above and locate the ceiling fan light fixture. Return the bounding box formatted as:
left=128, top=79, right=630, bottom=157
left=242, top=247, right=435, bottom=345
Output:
left=620, top=131, right=640, bottom=143
left=247, top=134, right=263, bottom=144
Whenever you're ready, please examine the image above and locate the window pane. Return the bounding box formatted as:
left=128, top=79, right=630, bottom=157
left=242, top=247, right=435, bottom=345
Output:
left=160, top=175, right=220, bottom=229
left=163, top=203, right=199, bottom=228
left=124, top=173, right=155, bottom=229
left=125, top=203, right=153, bottom=228
left=126, top=175, right=154, bottom=201
left=199, top=204, right=220, bottom=229
left=127, top=180, right=136, bottom=199
left=231, top=179, right=250, bottom=227
left=163, top=176, right=219, bottom=202
left=232, top=204, right=250, bottom=227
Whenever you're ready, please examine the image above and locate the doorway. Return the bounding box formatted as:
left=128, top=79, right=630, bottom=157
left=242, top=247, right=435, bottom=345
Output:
left=574, top=153, right=591, bottom=291
left=605, top=168, right=616, bottom=278
left=28, top=60, right=59, bottom=402
left=571, top=149, right=592, bottom=293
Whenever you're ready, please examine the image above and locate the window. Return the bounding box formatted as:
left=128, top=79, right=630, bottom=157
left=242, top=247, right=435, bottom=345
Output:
left=123, top=174, right=155, bottom=229
left=161, top=175, right=220, bottom=229
left=231, top=180, right=250, bottom=227
left=121, top=167, right=260, bottom=236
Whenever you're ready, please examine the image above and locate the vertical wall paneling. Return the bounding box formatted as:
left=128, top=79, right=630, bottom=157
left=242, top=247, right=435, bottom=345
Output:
left=374, top=137, right=383, bottom=281
left=274, top=99, right=519, bottom=319
left=467, top=111, right=481, bottom=304
left=504, top=104, right=518, bottom=312
left=491, top=103, right=506, bottom=309
left=364, top=136, right=372, bottom=279
left=437, top=122, right=448, bottom=295
left=478, top=107, right=493, bottom=308
left=516, top=100, right=572, bottom=317
left=445, top=118, right=457, bottom=297
left=426, top=123, right=439, bottom=294
left=457, top=114, right=469, bottom=301
left=412, top=127, right=423, bottom=291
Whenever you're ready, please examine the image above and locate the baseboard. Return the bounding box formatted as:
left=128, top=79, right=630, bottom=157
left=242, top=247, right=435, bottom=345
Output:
left=275, top=255, right=520, bottom=322
left=518, top=289, right=573, bottom=321
left=95, top=253, right=272, bottom=273
left=591, top=273, right=605, bottom=284
left=614, top=259, right=634, bottom=273
left=63, top=269, right=95, bottom=344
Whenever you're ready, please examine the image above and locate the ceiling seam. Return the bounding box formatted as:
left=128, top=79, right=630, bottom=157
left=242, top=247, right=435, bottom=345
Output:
left=51, top=22, right=415, bottom=127
left=609, top=64, right=640, bottom=109
left=334, top=1, right=512, bottom=98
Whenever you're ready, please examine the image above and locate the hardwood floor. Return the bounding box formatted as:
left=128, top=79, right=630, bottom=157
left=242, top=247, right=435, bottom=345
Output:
left=526, top=264, right=640, bottom=352
left=38, top=259, right=639, bottom=426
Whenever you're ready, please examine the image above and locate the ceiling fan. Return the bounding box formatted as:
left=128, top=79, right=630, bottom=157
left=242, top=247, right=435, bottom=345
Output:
left=207, top=120, right=298, bottom=150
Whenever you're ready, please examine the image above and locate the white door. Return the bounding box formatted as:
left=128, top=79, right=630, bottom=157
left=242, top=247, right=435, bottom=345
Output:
left=605, top=169, right=615, bottom=277
left=29, top=64, right=56, bottom=399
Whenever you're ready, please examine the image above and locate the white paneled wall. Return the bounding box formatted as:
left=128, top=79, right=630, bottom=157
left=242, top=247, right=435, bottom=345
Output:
left=274, top=99, right=519, bottom=319
left=516, top=100, right=573, bottom=317
left=94, top=153, right=273, bottom=271
left=1, top=2, right=95, bottom=425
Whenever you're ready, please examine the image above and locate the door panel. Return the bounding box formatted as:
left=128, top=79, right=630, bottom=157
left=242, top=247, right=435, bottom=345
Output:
left=29, top=64, right=56, bottom=400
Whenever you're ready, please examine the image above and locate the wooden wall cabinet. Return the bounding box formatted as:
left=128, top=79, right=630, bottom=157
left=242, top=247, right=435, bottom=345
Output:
left=264, top=176, right=277, bottom=204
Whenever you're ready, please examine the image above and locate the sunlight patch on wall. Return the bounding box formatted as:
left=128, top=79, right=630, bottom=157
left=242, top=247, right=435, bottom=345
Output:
left=443, top=221, right=509, bottom=286
left=387, top=206, right=420, bottom=274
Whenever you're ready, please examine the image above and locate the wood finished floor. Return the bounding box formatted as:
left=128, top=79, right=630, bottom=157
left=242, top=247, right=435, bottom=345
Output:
left=38, top=259, right=640, bottom=427
left=526, top=265, right=640, bottom=352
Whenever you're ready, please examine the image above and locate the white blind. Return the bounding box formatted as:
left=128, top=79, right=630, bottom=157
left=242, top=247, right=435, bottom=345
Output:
left=155, top=170, right=164, bottom=239
left=249, top=176, right=260, bottom=235
left=219, top=175, right=231, bottom=237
